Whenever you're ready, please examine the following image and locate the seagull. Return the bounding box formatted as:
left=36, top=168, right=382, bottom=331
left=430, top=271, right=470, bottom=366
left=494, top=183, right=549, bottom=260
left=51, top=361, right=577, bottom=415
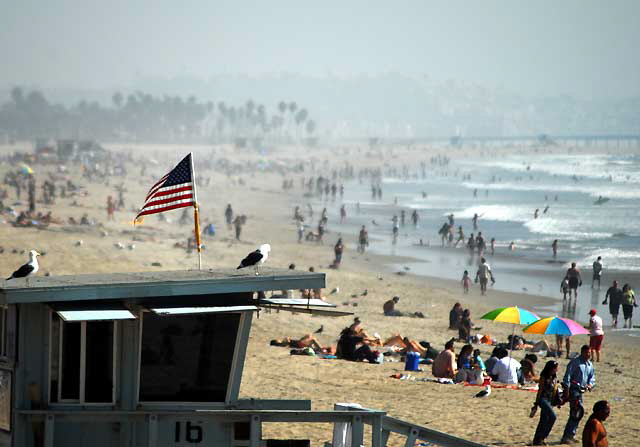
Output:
left=237, top=244, right=271, bottom=275
left=329, top=287, right=339, bottom=295
left=6, top=250, right=41, bottom=285
left=361, top=289, right=368, bottom=296
left=473, top=385, right=491, bottom=398
left=314, top=325, right=324, bottom=334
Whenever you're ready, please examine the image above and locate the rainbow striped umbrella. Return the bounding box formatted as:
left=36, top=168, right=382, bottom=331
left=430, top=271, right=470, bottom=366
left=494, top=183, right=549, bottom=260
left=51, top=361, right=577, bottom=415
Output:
left=523, top=316, right=589, bottom=336
left=480, top=306, right=540, bottom=325
left=481, top=306, right=540, bottom=359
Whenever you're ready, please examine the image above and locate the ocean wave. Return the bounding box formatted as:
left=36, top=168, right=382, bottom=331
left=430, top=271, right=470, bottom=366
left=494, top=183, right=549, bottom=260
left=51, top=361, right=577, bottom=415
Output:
left=578, top=248, right=640, bottom=271
left=467, top=154, right=640, bottom=186
left=524, top=219, right=612, bottom=239
left=461, top=180, right=640, bottom=200
left=451, top=204, right=532, bottom=223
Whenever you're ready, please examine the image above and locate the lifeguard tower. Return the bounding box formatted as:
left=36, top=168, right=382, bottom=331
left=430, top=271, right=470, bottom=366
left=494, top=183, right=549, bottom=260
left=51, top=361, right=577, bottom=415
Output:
left=0, top=268, right=485, bottom=447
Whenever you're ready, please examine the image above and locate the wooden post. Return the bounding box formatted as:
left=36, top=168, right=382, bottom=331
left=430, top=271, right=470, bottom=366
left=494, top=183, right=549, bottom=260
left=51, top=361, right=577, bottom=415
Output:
left=250, top=415, right=261, bottom=447
left=351, top=415, right=364, bottom=447
left=189, top=153, right=203, bottom=270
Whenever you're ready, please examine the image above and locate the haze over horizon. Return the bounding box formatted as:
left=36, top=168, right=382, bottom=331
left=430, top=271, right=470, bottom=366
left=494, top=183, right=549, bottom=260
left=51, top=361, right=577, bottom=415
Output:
left=2, top=0, right=640, bottom=100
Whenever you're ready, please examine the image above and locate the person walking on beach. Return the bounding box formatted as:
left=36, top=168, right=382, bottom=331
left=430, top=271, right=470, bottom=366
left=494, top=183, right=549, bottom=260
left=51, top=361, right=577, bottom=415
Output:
left=552, top=240, right=558, bottom=258
left=454, top=226, right=465, bottom=248
left=620, top=283, right=637, bottom=329
left=106, top=195, right=116, bottom=221
left=602, top=280, right=622, bottom=328
left=475, top=257, right=495, bottom=296
left=472, top=213, right=479, bottom=230
left=461, top=270, right=471, bottom=294
left=233, top=215, right=244, bottom=240
left=358, top=225, right=368, bottom=254
left=476, top=232, right=486, bottom=256
left=587, top=309, right=604, bottom=363
left=467, top=233, right=476, bottom=257
left=340, top=204, right=346, bottom=223
left=592, top=257, right=603, bottom=289
left=530, top=360, right=562, bottom=446
left=581, top=400, right=610, bottom=447
left=564, top=262, right=583, bottom=300
left=561, top=278, right=570, bottom=301
left=411, top=209, right=419, bottom=227
left=560, top=345, right=595, bottom=444
left=391, top=215, right=399, bottom=245
left=490, top=237, right=496, bottom=255
left=333, top=238, right=344, bottom=268
left=225, top=204, right=234, bottom=230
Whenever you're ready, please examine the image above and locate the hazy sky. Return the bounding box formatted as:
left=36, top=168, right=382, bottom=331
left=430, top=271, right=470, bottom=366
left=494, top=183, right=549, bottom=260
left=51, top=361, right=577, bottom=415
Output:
left=2, top=0, right=639, bottom=99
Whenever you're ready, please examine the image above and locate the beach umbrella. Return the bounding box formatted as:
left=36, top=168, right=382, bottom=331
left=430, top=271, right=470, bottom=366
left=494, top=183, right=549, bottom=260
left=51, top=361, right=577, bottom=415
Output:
left=522, top=316, right=589, bottom=336
left=18, top=164, right=33, bottom=175
left=481, top=306, right=540, bottom=359
left=480, top=306, right=540, bottom=325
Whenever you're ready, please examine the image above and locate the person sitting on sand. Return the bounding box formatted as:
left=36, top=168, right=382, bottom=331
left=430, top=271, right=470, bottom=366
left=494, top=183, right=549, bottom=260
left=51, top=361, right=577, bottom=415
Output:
left=473, top=349, right=486, bottom=372
left=458, top=309, right=472, bottom=342
left=337, top=325, right=379, bottom=363
left=491, top=348, right=520, bottom=384
left=348, top=317, right=379, bottom=345
left=383, top=296, right=425, bottom=318
left=485, top=347, right=501, bottom=381
left=519, top=354, right=539, bottom=384
left=270, top=334, right=324, bottom=351
left=432, top=338, right=457, bottom=379
left=455, top=344, right=483, bottom=384
left=449, top=302, right=463, bottom=330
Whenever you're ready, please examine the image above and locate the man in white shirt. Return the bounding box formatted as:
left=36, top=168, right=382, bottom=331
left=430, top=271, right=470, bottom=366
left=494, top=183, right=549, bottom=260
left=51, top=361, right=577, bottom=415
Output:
left=588, top=309, right=604, bottom=362
left=475, top=257, right=495, bottom=296
left=491, top=348, right=519, bottom=384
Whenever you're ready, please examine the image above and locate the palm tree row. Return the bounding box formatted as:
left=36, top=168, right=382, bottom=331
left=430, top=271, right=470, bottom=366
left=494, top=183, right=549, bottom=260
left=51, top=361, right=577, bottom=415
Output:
left=0, top=87, right=317, bottom=144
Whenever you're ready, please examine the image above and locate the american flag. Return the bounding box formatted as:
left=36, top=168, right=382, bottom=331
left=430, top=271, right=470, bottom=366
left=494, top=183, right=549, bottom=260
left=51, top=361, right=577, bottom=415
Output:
left=135, top=154, right=195, bottom=219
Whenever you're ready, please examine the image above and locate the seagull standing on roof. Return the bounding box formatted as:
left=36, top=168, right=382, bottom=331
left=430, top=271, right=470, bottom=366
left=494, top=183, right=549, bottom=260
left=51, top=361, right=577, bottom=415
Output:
left=473, top=385, right=491, bottom=398
left=6, top=250, right=41, bottom=285
left=237, top=244, right=271, bottom=275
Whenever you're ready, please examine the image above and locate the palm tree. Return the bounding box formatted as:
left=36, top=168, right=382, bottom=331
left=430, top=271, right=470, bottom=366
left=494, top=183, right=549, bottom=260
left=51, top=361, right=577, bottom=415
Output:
left=306, top=120, right=316, bottom=135
left=295, top=108, right=308, bottom=140
left=112, top=92, right=123, bottom=109
left=287, top=102, right=298, bottom=139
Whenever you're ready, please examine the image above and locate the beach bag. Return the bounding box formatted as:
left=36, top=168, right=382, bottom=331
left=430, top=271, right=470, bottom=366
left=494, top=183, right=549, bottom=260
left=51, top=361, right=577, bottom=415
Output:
left=551, top=382, right=564, bottom=406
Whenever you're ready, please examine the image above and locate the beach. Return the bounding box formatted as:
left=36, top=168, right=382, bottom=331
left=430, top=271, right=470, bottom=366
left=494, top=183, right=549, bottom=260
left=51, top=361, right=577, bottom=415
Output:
left=1, top=142, right=639, bottom=446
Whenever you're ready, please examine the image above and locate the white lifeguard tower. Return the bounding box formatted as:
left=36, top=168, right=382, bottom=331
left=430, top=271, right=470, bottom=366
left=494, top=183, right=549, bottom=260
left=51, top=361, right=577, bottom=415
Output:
left=0, top=268, right=485, bottom=447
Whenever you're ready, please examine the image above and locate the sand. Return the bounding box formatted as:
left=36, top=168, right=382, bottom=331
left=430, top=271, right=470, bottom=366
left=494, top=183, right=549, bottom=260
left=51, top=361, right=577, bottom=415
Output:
left=0, top=142, right=638, bottom=446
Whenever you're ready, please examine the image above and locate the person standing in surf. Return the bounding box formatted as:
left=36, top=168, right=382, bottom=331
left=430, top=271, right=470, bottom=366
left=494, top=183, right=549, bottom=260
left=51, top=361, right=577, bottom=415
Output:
left=564, top=262, right=583, bottom=301
left=602, top=280, right=622, bottom=328
left=592, top=257, right=603, bottom=289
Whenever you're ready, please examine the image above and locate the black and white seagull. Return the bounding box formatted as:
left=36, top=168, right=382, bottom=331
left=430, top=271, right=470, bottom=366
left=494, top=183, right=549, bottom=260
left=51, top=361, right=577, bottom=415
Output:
left=473, top=385, right=491, bottom=398
left=6, top=250, right=41, bottom=285
left=237, top=244, right=271, bottom=275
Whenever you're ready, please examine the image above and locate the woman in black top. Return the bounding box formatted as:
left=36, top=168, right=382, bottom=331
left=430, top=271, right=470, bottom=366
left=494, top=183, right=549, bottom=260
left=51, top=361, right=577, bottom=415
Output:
left=531, top=360, right=561, bottom=446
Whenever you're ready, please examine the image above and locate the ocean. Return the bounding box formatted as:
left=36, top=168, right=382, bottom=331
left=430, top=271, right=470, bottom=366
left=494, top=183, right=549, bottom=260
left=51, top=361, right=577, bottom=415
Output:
left=319, top=151, right=640, bottom=330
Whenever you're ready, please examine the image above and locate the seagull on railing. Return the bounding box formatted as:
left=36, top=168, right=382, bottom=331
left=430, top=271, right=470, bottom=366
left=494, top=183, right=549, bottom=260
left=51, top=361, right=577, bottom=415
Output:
left=237, top=244, right=271, bottom=275
left=6, top=250, right=41, bottom=286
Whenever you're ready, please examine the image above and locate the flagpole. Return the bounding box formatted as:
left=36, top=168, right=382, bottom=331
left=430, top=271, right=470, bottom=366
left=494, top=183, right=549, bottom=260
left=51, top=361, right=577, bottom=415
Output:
left=190, top=153, right=203, bottom=270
